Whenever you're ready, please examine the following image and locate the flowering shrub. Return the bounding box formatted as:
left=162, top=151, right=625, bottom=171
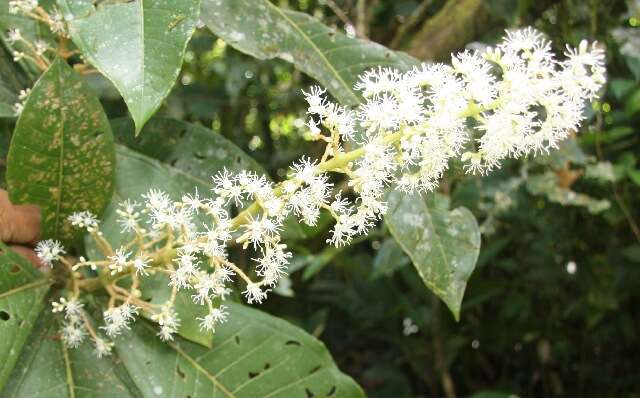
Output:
left=0, top=0, right=608, bottom=396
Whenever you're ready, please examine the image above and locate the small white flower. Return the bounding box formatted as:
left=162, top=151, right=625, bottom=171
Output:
left=101, top=304, right=138, bottom=338
left=132, top=256, right=150, bottom=275
left=107, top=247, right=131, bottom=274
left=34, top=39, right=47, bottom=56
left=402, top=317, right=419, bottom=336
left=116, top=199, right=141, bottom=233
left=153, top=305, right=180, bottom=341
left=35, top=239, right=65, bottom=267
left=243, top=282, right=268, bottom=304
left=93, top=337, right=114, bottom=358
left=68, top=210, right=99, bottom=231
left=7, top=28, right=22, bottom=43
left=8, top=0, right=37, bottom=14
left=61, top=322, right=86, bottom=348
left=197, top=305, right=228, bottom=332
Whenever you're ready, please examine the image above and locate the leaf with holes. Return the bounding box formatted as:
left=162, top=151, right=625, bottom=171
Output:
left=385, top=191, right=481, bottom=320
left=3, top=302, right=363, bottom=397
left=6, top=58, right=115, bottom=241
left=58, top=0, right=200, bottom=134
left=0, top=242, right=51, bottom=391
left=114, top=302, right=364, bottom=398
left=201, top=0, right=418, bottom=106
left=2, top=312, right=143, bottom=397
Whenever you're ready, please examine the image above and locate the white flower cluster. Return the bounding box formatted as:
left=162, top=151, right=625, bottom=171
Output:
left=34, top=28, right=604, bottom=355
left=102, top=303, right=138, bottom=338
left=34, top=238, right=65, bottom=267
left=51, top=297, right=115, bottom=357
left=8, top=0, right=37, bottom=15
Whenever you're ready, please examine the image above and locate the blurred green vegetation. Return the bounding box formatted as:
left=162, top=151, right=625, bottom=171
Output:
left=2, top=0, right=640, bottom=396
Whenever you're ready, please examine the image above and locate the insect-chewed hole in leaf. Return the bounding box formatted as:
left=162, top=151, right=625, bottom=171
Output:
left=264, top=363, right=271, bottom=370
left=0, top=310, right=10, bottom=321
left=145, top=360, right=151, bottom=366
left=308, top=365, right=321, bottom=375
left=193, top=151, right=207, bottom=160
left=234, top=335, right=240, bottom=345
left=285, top=339, right=301, bottom=346
left=10, top=264, right=21, bottom=274
left=176, top=365, right=185, bottom=379
left=178, top=129, right=187, bottom=138
left=248, top=371, right=260, bottom=379
left=305, top=388, right=315, bottom=398
left=326, top=386, right=337, bottom=396
left=170, top=158, right=178, bottom=167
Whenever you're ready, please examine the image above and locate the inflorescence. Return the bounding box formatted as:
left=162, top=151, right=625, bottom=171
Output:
left=25, top=28, right=605, bottom=357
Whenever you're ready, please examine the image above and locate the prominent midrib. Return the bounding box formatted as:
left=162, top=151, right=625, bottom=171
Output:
left=0, top=279, right=49, bottom=300
left=61, top=342, right=76, bottom=398
left=137, top=0, right=145, bottom=122
left=264, top=0, right=359, bottom=104
left=54, top=61, right=65, bottom=237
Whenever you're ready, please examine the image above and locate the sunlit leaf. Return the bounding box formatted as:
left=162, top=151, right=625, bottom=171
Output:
left=201, top=0, right=417, bottom=106
left=59, top=0, right=200, bottom=133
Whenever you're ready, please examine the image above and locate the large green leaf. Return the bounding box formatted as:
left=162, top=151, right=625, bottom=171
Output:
left=3, top=302, right=363, bottom=397
left=2, top=312, right=143, bottom=397
left=0, top=242, right=51, bottom=391
left=110, top=116, right=266, bottom=179
left=6, top=58, right=115, bottom=241
left=59, top=0, right=201, bottom=133
left=384, top=191, right=481, bottom=320
left=115, top=302, right=364, bottom=398
left=201, top=0, right=418, bottom=106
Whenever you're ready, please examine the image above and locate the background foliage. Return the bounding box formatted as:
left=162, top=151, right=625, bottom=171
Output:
left=1, top=0, right=639, bottom=397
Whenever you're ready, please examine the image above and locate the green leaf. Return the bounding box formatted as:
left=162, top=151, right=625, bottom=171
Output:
left=110, top=116, right=266, bottom=178
left=115, top=302, right=364, bottom=398
left=59, top=0, right=201, bottom=134
left=385, top=192, right=481, bottom=320
left=6, top=58, right=115, bottom=241
left=201, top=0, right=418, bottom=106
left=2, top=312, right=143, bottom=397
left=4, top=303, right=363, bottom=397
left=370, top=238, right=410, bottom=280
left=0, top=242, right=51, bottom=391
left=629, top=169, right=640, bottom=186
